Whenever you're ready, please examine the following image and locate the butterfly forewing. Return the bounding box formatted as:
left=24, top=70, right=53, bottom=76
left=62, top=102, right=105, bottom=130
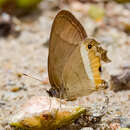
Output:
left=48, top=10, right=87, bottom=97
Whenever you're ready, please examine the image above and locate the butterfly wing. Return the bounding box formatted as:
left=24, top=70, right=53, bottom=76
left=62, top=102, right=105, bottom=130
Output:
left=62, top=44, right=95, bottom=99
left=48, top=10, right=87, bottom=96
left=62, top=39, right=109, bottom=99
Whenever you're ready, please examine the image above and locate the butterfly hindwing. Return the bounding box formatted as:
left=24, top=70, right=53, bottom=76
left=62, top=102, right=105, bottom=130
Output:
left=62, top=45, right=95, bottom=99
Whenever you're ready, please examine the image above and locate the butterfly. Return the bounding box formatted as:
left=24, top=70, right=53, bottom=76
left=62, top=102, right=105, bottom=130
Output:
left=47, top=10, right=111, bottom=100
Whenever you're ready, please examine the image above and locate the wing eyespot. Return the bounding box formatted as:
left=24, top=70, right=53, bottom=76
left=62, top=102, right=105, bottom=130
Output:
left=88, top=44, right=92, bottom=49
left=99, top=66, right=102, bottom=72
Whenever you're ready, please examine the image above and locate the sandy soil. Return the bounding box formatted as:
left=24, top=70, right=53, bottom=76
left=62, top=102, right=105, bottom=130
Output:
left=0, top=0, right=130, bottom=129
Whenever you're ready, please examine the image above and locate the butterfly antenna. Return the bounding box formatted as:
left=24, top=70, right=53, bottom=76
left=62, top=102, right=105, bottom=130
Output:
left=22, top=73, right=43, bottom=83
left=22, top=73, right=50, bottom=92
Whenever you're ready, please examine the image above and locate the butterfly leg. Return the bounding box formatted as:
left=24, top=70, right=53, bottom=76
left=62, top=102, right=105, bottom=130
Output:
left=48, top=95, right=52, bottom=113
left=59, top=87, right=62, bottom=110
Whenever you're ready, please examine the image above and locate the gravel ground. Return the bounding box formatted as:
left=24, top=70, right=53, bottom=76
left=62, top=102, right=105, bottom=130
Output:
left=0, top=0, right=130, bottom=129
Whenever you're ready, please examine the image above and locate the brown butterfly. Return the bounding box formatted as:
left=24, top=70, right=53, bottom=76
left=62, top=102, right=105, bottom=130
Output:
left=48, top=10, right=111, bottom=100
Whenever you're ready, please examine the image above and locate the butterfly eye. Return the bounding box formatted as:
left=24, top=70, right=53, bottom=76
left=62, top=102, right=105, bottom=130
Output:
left=88, top=44, right=92, bottom=49
left=99, top=66, right=102, bottom=72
